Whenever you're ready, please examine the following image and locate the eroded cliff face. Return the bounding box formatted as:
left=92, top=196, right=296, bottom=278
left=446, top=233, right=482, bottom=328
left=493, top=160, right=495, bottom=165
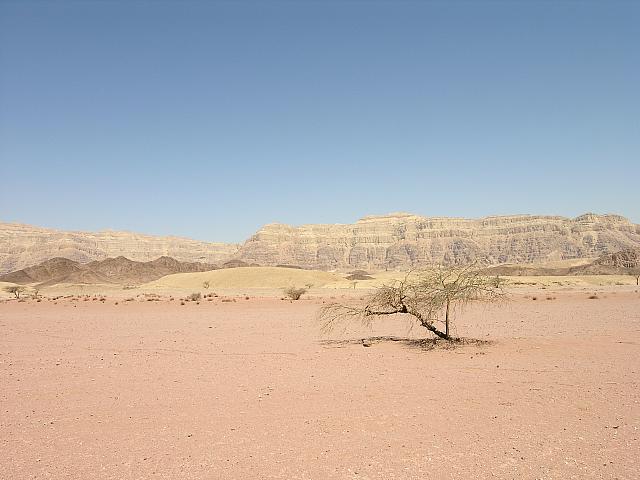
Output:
left=0, top=223, right=239, bottom=274
left=235, top=213, right=640, bottom=270
left=3, top=213, right=639, bottom=275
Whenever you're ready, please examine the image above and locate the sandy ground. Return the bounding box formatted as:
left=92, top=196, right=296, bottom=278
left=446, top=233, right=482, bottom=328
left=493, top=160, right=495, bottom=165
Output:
left=1, top=288, right=639, bottom=479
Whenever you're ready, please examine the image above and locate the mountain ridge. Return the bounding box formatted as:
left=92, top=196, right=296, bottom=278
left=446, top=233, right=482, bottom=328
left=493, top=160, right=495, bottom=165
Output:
left=0, top=255, right=218, bottom=286
left=2, top=212, right=639, bottom=274
left=234, top=212, right=640, bottom=270
left=0, top=222, right=239, bottom=274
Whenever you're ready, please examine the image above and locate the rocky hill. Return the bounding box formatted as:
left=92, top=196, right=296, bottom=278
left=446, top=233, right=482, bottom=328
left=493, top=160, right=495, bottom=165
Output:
left=0, top=256, right=217, bottom=286
left=0, top=223, right=239, bottom=275
left=234, top=213, right=640, bottom=270
left=593, top=248, right=640, bottom=268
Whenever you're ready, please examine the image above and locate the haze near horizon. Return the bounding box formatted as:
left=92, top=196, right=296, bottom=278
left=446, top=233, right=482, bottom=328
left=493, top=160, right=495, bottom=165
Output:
left=1, top=1, right=638, bottom=242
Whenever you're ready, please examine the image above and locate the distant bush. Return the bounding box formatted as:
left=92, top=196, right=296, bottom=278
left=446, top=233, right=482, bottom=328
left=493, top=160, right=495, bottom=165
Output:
left=3, top=285, right=26, bottom=299
left=284, top=286, right=307, bottom=301
left=187, top=292, right=202, bottom=302
left=202, top=281, right=210, bottom=289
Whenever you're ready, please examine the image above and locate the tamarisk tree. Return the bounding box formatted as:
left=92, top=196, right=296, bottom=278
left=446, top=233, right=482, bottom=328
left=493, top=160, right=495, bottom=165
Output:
left=319, top=264, right=506, bottom=340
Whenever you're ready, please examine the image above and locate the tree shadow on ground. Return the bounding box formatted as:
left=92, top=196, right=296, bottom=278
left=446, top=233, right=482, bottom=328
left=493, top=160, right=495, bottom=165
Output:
left=319, top=336, right=491, bottom=351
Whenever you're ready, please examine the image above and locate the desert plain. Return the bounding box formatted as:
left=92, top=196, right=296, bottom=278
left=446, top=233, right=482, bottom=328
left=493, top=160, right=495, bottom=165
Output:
left=1, top=272, right=638, bottom=479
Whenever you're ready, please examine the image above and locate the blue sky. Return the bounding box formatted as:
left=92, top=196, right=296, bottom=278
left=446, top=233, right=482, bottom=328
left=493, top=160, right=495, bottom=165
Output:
left=1, top=0, right=638, bottom=242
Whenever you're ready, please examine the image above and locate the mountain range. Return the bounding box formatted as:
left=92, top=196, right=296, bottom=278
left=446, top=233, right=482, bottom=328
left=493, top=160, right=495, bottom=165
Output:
left=0, top=256, right=217, bottom=286
left=1, top=212, right=639, bottom=274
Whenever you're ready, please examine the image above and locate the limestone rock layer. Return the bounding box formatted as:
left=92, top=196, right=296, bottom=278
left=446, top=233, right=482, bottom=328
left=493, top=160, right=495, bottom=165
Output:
left=0, top=223, right=239, bottom=275
left=2, top=213, right=639, bottom=274
left=234, top=213, right=640, bottom=270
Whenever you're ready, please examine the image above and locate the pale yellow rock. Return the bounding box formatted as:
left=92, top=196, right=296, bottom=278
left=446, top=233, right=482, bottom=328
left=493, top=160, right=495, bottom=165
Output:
left=0, top=223, right=239, bottom=274
left=234, top=212, right=640, bottom=270
left=146, top=266, right=341, bottom=290
left=2, top=212, right=639, bottom=274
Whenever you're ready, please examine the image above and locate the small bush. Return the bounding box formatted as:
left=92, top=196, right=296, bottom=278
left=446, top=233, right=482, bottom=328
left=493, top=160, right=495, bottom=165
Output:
left=187, top=292, right=202, bottom=302
left=588, top=295, right=599, bottom=299
left=284, top=286, right=307, bottom=301
left=3, top=285, right=27, bottom=299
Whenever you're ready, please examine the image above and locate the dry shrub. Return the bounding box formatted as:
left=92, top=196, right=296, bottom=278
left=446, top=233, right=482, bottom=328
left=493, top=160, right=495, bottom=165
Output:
left=284, top=286, right=307, bottom=301
left=187, top=292, right=202, bottom=302
left=588, top=295, right=599, bottom=299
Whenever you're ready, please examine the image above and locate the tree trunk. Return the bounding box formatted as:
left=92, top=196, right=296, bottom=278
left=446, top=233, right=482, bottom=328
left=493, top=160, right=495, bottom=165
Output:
left=423, top=322, right=450, bottom=340
left=445, top=299, right=450, bottom=338
left=412, top=310, right=450, bottom=340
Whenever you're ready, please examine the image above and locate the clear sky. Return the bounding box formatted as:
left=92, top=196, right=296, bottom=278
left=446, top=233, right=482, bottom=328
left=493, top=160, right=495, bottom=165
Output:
left=1, top=0, right=638, bottom=243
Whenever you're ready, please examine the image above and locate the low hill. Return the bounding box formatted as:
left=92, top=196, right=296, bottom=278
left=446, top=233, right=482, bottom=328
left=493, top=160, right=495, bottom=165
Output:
left=145, top=266, right=343, bottom=290
left=485, top=249, right=640, bottom=277
left=0, top=256, right=217, bottom=286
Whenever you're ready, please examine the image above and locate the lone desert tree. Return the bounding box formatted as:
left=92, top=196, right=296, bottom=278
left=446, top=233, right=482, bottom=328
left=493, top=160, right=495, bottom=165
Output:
left=319, top=264, right=506, bottom=340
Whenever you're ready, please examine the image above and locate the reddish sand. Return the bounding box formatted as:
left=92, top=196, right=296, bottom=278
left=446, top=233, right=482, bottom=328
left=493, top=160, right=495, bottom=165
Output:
left=1, top=290, right=639, bottom=479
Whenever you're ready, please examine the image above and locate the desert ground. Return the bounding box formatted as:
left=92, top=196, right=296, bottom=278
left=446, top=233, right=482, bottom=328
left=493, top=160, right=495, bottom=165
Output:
left=1, top=280, right=639, bottom=479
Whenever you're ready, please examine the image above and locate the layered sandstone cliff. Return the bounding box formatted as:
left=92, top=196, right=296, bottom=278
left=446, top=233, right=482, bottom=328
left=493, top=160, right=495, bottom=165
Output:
left=234, top=213, right=640, bottom=270
left=3, top=213, right=639, bottom=275
left=0, top=223, right=239, bottom=275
